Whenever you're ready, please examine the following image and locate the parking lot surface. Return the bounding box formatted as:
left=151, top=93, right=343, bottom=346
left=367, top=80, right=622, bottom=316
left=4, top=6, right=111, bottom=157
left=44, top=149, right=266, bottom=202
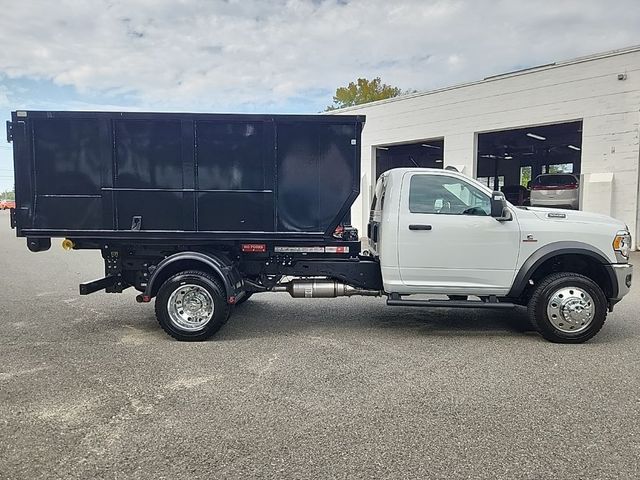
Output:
left=0, top=210, right=639, bottom=479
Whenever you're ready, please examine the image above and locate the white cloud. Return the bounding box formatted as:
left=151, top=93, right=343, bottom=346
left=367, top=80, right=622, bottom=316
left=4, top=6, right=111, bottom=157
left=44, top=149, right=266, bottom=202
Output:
left=0, top=87, right=8, bottom=108
left=0, top=0, right=638, bottom=112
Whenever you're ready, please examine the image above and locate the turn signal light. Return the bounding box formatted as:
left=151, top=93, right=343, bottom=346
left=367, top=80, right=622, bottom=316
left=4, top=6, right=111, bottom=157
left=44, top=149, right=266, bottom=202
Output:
left=613, top=231, right=631, bottom=260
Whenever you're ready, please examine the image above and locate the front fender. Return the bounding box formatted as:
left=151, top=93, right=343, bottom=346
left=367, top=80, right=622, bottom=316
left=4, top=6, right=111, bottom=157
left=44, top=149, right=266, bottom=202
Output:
left=507, top=241, right=616, bottom=298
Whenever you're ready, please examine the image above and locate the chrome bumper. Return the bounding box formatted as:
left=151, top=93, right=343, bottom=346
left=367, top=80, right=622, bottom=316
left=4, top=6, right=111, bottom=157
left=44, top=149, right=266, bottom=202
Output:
left=611, top=263, right=633, bottom=302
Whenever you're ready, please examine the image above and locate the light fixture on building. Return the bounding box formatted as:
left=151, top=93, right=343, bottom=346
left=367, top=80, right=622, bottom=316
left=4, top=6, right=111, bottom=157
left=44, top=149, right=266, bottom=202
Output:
left=567, top=145, right=581, bottom=151
left=504, top=155, right=513, bottom=159
left=526, top=133, right=546, bottom=141
left=421, top=144, right=441, bottom=149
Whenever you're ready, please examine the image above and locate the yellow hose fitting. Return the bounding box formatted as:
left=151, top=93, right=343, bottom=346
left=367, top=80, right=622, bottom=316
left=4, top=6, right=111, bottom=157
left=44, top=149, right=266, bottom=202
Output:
left=61, top=238, right=75, bottom=251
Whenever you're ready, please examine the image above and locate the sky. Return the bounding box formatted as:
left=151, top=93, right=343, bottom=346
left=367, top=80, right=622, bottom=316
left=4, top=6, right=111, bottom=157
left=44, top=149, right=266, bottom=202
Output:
left=1, top=0, right=640, bottom=191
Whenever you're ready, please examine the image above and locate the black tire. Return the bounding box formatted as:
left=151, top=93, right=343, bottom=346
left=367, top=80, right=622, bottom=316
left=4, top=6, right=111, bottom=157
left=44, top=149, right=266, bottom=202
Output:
left=154, top=270, right=231, bottom=341
left=527, top=272, right=607, bottom=343
left=235, top=292, right=253, bottom=306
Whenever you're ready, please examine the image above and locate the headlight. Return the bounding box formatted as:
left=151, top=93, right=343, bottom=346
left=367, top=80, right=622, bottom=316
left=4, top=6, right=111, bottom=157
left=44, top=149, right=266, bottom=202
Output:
left=613, top=230, right=631, bottom=262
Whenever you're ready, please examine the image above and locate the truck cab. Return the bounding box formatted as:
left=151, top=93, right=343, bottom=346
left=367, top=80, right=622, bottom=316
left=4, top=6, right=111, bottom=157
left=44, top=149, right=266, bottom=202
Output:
left=370, top=168, right=519, bottom=295
left=369, top=168, right=633, bottom=342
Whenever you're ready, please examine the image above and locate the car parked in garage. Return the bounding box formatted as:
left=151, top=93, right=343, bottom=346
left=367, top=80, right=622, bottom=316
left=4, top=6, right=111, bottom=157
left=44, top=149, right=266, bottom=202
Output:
left=530, top=173, right=580, bottom=209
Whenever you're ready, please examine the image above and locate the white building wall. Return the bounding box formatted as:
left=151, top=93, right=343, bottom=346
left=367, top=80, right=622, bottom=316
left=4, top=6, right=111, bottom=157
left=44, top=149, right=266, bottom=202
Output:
left=333, top=47, right=640, bottom=248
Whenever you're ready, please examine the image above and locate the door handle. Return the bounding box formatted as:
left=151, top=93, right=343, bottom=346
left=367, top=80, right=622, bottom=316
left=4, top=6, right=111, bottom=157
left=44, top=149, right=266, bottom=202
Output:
left=409, top=224, right=432, bottom=230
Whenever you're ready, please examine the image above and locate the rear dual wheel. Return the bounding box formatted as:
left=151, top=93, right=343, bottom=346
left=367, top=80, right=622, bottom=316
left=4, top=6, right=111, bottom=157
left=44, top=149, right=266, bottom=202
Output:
left=155, top=270, right=231, bottom=341
left=528, top=272, right=607, bottom=343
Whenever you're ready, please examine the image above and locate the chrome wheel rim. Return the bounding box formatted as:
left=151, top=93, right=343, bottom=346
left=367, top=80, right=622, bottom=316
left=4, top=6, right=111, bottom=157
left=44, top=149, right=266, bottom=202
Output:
left=167, top=284, right=214, bottom=332
left=546, top=286, right=594, bottom=334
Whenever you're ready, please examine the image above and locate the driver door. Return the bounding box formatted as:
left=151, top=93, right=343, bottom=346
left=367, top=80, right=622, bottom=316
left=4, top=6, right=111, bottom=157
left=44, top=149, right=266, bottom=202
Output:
left=397, top=172, right=520, bottom=294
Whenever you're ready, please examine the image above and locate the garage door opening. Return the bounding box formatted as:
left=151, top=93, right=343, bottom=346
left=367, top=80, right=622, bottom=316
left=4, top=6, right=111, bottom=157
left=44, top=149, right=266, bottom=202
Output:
left=375, top=138, right=444, bottom=179
left=476, top=121, right=582, bottom=207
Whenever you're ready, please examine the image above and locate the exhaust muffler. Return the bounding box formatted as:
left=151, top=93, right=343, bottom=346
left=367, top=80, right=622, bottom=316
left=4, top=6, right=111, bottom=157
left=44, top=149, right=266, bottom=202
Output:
left=273, top=279, right=380, bottom=298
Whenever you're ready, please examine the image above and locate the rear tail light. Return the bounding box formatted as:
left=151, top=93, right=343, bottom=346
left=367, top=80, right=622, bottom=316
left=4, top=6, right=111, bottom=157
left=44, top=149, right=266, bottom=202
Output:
left=531, top=183, right=578, bottom=190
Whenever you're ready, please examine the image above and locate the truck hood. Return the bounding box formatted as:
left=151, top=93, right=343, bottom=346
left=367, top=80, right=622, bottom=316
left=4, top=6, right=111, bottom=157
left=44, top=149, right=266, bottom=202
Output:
left=521, top=206, right=627, bottom=229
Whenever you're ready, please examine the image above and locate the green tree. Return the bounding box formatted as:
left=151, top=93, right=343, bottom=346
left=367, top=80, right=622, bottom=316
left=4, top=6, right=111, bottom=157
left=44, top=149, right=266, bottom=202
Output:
left=1, top=188, right=15, bottom=200
left=325, top=77, right=409, bottom=111
left=520, top=166, right=531, bottom=187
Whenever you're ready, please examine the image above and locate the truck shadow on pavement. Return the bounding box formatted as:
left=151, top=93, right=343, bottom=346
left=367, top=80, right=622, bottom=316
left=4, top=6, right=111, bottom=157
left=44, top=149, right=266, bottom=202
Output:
left=209, top=296, right=540, bottom=341
left=122, top=296, right=630, bottom=344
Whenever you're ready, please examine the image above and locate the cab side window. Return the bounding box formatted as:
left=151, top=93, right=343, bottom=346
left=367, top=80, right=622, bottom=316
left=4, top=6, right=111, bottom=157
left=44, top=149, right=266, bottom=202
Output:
left=409, top=175, right=491, bottom=216
left=370, top=176, right=387, bottom=212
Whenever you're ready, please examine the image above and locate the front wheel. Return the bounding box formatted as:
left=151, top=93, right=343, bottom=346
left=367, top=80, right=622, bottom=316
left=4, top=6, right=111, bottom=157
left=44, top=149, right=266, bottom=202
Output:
left=155, top=270, right=231, bottom=341
left=528, top=272, right=607, bottom=343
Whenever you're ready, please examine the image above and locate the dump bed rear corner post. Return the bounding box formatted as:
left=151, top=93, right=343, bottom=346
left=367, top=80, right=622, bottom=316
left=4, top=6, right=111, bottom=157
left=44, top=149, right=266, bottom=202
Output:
left=6, top=120, right=13, bottom=143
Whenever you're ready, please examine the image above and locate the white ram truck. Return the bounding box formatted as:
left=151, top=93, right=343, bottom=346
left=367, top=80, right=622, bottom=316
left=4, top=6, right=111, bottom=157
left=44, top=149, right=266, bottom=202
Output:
left=10, top=111, right=633, bottom=343
left=367, top=168, right=633, bottom=343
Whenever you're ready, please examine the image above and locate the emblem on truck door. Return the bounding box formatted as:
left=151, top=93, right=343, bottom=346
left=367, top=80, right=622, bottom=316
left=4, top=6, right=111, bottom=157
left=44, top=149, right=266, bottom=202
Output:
left=523, top=234, right=538, bottom=243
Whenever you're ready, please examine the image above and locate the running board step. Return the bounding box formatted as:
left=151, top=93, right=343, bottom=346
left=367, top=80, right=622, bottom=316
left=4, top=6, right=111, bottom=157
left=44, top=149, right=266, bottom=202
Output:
left=386, top=298, right=515, bottom=309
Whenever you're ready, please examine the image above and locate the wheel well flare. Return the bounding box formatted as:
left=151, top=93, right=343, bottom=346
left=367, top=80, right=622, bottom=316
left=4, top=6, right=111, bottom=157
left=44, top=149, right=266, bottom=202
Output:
left=145, top=252, right=239, bottom=301
left=526, top=253, right=614, bottom=299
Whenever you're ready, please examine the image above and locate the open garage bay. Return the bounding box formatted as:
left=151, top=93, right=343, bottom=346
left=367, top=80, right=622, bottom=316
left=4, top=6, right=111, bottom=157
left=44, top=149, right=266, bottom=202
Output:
left=477, top=121, right=583, bottom=207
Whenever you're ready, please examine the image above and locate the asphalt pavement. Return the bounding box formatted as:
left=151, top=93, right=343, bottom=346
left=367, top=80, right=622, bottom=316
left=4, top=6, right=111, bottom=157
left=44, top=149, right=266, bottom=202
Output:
left=0, top=210, right=639, bottom=479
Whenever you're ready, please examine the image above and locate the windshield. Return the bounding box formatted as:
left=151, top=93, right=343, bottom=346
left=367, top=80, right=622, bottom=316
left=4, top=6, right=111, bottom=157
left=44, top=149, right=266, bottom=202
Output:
left=533, top=174, right=577, bottom=186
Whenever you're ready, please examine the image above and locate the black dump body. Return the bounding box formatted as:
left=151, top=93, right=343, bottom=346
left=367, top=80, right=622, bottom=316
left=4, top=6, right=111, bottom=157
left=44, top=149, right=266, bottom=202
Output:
left=8, top=111, right=364, bottom=242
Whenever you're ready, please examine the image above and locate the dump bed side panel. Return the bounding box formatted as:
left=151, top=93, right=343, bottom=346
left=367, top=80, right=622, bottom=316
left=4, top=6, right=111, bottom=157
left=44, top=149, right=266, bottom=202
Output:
left=276, top=121, right=359, bottom=232
left=114, top=119, right=188, bottom=231
left=11, top=111, right=364, bottom=240
left=195, top=119, right=275, bottom=232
